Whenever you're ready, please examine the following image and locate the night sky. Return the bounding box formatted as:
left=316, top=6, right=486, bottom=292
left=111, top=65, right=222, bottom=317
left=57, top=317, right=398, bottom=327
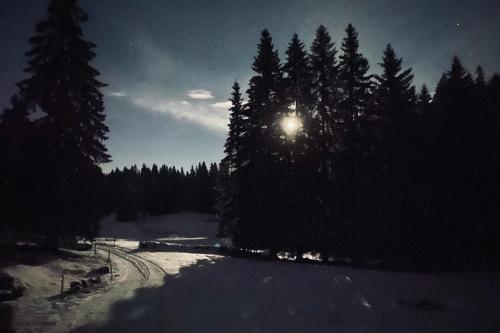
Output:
left=1, top=0, right=499, bottom=172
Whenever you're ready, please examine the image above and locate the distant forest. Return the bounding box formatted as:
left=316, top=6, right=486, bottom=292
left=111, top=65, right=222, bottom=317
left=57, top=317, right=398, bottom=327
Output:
left=103, top=163, right=218, bottom=221
left=216, top=25, right=499, bottom=263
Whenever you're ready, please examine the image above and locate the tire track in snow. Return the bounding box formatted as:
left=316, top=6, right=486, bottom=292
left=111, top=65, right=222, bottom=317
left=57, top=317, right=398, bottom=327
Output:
left=97, top=245, right=151, bottom=280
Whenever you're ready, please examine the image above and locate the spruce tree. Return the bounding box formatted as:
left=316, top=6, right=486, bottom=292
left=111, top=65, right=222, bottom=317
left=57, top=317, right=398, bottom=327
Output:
left=417, top=85, right=432, bottom=116
left=430, top=57, right=477, bottom=255
left=224, top=82, right=245, bottom=172
left=370, top=44, right=417, bottom=256
left=373, top=44, right=415, bottom=125
left=284, top=33, right=315, bottom=121
left=218, top=81, right=244, bottom=238
left=372, top=43, right=416, bottom=160
left=335, top=23, right=372, bottom=256
left=338, top=24, right=371, bottom=129
left=18, top=0, right=110, bottom=164
left=235, top=29, right=283, bottom=252
left=310, top=25, right=340, bottom=140
left=308, top=26, right=343, bottom=258
left=475, top=66, right=486, bottom=87
left=15, top=0, right=110, bottom=247
left=281, top=33, right=316, bottom=257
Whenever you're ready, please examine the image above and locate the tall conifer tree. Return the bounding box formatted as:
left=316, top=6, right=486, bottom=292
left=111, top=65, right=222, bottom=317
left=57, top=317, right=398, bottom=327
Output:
left=335, top=24, right=372, bottom=256
left=339, top=24, right=371, bottom=129
left=369, top=44, right=417, bottom=255
left=308, top=26, right=342, bottom=258
left=218, top=81, right=244, bottom=238
left=14, top=0, right=110, bottom=247
left=281, top=33, right=315, bottom=256
left=235, top=29, right=283, bottom=252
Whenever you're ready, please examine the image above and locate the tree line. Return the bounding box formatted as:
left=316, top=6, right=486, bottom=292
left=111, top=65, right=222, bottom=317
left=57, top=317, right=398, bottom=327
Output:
left=103, top=163, right=218, bottom=221
left=217, top=25, right=499, bottom=263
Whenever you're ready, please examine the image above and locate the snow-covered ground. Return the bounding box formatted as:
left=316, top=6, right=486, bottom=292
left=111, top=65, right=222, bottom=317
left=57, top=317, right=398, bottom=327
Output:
left=99, top=212, right=219, bottom=246
left=2, top=249, right=115, bottom=332
left=4, top=212, right=500, bottom=332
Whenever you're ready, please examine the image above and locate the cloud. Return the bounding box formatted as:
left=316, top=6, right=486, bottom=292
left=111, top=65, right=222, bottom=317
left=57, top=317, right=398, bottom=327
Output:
left=211, top=100, right=232, bottom=109
left=133, top=96, right=228, bottom=133
left=187, top=89, right=214, bottom=100
left=108, top=91, right=127, bottom=97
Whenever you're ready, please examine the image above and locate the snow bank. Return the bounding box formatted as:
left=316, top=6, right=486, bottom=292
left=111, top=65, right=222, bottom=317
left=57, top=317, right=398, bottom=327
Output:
left=2, top=250, right=111, bottom=332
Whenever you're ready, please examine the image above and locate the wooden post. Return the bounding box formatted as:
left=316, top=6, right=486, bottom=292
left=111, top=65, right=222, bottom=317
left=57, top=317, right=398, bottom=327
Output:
left=60, top=273, right=64, bottom=294
left=107, top=249, right=110, bottom=263
left=110, top=259, right=113, bottom=280
left=94, top=242, right=97, bottom=256
left=113, top=238, right=116, bottom=247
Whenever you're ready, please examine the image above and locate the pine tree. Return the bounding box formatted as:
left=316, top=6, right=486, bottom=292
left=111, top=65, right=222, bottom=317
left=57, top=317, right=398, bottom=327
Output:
left=373, top=44, right=415, bottom=124
left=372, top=43, right=416, bottom=159
left=310, top=25, right=340, bottom=141
left=14, top=0, right=110, bottom=247
left=433, top=57, right=474, bottom=135
left=284, top=33, right=315, bottom=121
left=328, top=24, right=372, bottom=256
left=338, top=24, right=371, bottom=129
left=417, top=85, right=432, bottom=116
left=224, top=82, right=245, bottom=172
left=207, top=162, right=218, bottom=213
left=18, top=0, right=110, bottom=164
left=235, top=29, right=283, bottom=252
left=218, top=82, right=244, bottom=238
left=280, top=33, right=316, bottom=257
left=308, top=26, right=342, bottom=257
left=309, top=25, right=341, bottom=179
left=475, top=66, right=486, bottom=87
left=429, top=57, right=478, bottom=255
left=370, top=44, right=417, bottom=256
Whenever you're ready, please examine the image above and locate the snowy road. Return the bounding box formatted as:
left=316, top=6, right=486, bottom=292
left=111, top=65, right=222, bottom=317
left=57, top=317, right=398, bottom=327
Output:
left=100, top=245, right=166, bottom=281
left=54, top=245, right=166, bottom=331
left=61, top=213, right=500, bottom=333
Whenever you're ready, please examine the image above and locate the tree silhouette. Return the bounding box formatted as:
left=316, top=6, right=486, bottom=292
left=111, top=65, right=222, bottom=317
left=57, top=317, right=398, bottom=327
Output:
left=281, top=33, right=315, bottom=257
left=6, top=0, right=110, bottom=248
left=308, top=25, right=341, bottom=259
left=235, top=29, right=283, bottom=253
left=217, top=81, right=244, bottom=238
left=215, top=25, right=499, bottom=266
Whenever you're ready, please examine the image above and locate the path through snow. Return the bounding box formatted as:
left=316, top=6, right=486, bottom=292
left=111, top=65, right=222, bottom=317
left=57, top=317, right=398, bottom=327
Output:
left=64, top=212, right=500, bottom=333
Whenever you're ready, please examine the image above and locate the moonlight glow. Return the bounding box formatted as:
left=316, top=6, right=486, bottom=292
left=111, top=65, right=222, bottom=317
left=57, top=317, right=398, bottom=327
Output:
left=281, top=115, right=302, bottom=136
